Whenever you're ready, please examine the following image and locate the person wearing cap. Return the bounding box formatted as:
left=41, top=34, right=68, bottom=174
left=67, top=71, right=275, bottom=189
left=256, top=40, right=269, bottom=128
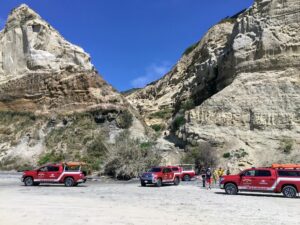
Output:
left=205, top=167, right=212, bottom=189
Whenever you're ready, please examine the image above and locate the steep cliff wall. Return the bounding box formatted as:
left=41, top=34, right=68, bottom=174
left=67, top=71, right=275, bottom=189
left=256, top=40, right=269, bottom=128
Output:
left=127, top=0, right=300, bottom=169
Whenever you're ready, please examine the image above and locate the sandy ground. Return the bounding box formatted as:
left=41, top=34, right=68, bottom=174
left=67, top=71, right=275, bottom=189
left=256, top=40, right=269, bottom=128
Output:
left=0, top=173, right=299, bottom=225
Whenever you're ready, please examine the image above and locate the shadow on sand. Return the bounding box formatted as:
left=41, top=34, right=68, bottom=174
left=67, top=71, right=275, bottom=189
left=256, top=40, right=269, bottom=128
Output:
left=214, top=191, right=299, bottom=199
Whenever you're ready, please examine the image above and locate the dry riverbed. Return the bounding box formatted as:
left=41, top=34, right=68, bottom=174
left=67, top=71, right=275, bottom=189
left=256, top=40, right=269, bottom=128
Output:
left=0, top=172, right=299, bottom=225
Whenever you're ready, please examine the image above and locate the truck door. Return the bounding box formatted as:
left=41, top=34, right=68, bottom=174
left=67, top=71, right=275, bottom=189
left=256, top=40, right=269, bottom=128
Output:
left=162, top=168, right=172, bottom=181
left=47, top=165, right=61, bottom=181
left=252, top=170, right=275, bottom=191
left=240, top=170, right=255, bottom=190
left=37, top=166, right=48, bottom=182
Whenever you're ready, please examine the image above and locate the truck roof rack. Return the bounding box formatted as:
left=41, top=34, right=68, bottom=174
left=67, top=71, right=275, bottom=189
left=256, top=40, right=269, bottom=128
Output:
left=271, top=164, right=300, bottom=169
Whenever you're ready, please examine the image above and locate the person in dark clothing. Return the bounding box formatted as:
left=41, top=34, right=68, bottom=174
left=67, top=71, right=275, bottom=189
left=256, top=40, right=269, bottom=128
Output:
left=226, top=168, right=231, bottom=175
left=201, top=168, right=206, bottom=187
left=206, top=168, right=212, bottom=189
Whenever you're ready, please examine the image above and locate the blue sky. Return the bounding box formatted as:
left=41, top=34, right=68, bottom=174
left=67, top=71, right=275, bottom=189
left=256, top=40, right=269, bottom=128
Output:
left=0, top=0, right=254, bottom=91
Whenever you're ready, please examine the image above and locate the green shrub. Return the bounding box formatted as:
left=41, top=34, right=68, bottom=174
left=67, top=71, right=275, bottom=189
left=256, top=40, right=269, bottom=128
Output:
left=38, top=151, right=64, bottom=165
left=182, top=41, right=200, bottom=56
left=223, top=152, right=231, bottom=158
left=181, top=99, right=195, bottom=111
left=280, top=138, right=294, bottom=154
left=219, top=17, right=236, bottom=24
left=182, top=143, right=218, bottom=168
left=173, top=115, right=186, bottom=130
left=86, top=136, right=108, bottom=170
left=116, top=110, right=133, bottom=129
left=240, top=151, right=249, bottom=158
left=104, top=131, right=161, bottom=179
left=150, top=124, right=163, bottom=132
left=149, top=108, right=172, bottom=120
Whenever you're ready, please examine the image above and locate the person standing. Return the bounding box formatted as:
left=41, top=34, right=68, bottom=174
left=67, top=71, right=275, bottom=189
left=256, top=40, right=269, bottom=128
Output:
left=201, top=167, right=206, bottom=188
left=205, top=168, right=212, bottom=190
left=213, top=169, right=219, bottom=186
left=226, top=168, right=231, bottom=175
left=218, top=167, right=224, bottom=184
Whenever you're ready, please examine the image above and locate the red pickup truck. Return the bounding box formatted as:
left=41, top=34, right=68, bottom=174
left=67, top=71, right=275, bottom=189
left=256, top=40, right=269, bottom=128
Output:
left=140, top=166, right=181, bottom=187
left=220, top=164, right=300, bottom=198
left=177, top=164, right=196, bottom=181
left=21, top=162, right=87, bottom=187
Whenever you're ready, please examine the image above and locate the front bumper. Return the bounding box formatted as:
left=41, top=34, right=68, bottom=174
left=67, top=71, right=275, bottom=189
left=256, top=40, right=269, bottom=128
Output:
left=140, top=178, right=157, bottom=184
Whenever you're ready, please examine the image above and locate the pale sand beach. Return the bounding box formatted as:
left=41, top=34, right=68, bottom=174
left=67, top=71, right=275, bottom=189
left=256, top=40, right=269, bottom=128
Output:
left=0, top=173, right=299, bottom=225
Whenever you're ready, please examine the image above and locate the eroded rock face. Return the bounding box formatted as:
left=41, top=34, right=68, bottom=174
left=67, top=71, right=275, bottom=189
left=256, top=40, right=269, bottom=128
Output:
left=0, top=4, right=126, bottom=114
left=127, top=20, right=235, bottom=126
left=0, top=5, right=148, bottom=169
left=127, top=0, right=300, bottom=169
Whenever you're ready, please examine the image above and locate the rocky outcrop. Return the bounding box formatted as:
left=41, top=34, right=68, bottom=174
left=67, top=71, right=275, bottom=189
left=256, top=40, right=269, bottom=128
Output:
left=0, top=4, right=126, bottom=114
left=127, top=0, right=300, bottom=169
left=0, top=5, right=148, bottom=169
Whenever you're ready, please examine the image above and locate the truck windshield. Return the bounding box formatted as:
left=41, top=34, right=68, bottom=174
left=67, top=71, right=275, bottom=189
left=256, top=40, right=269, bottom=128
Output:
left=148, top=168, right=161, bottom=172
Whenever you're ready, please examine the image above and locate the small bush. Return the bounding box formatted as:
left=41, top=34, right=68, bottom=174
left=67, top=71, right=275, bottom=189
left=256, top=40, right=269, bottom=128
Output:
left=17, top=164, right=34, bottom=172
left=150, top=124, right=164, bottom=132
left=181, top=99, right=195, bottom=111
left=219, top=17, right=236, bottom=24
left=182, top=41, right=200, bottom=56
left=182, top=143, right=218, bottom=168
left=280, top=138, right=294, bottom=154
left=38, top=151, right=64, bottom=165
left=172, top=115, right=186, bottom=130
left=240, top=151, right=248, bottom=158
left=223, top=152, right=231, bottom=158
left=149, top=108, right=172, bottom=120
left=86, top=136, right=108, bottom=170
left=116, top=110, right=133, bottom=129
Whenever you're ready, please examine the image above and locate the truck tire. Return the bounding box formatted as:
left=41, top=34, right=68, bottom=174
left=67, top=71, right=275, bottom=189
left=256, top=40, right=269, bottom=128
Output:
left=156, top=178, right=162, bottom=187
left=64, top=177, right=74, bottom=187
left=24, top=177, right=34, bottom=186
left=174, top=177, right=180, bottom=186
left=141, top=181, right=146, bottom=187
left=183, top=174, right=191, bottom=181
left=282, top=185, right=297, bottom=198
left=225, top=183, right=238, bottom=195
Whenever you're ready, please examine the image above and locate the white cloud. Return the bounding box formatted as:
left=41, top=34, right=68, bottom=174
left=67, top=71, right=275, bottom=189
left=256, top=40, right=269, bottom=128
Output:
left=131, top=61, right=172, bottom=88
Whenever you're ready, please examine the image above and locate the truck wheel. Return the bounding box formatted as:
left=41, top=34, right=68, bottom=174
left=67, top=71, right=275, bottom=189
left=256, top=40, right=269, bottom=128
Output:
left=156, top=178, right=162, bottom=187
left=174, top=177, right=180, bottom=186
left=183, top=175, right=191, bottom=181
left=24, top=177, right=34, bottom=186
left=141, top=181, right=146, bottom=187
left=282, top=186, right=297, bottom=198
left=64, top=177, right=74, bottom=187
left=225, top=183, right=238, bottom=195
